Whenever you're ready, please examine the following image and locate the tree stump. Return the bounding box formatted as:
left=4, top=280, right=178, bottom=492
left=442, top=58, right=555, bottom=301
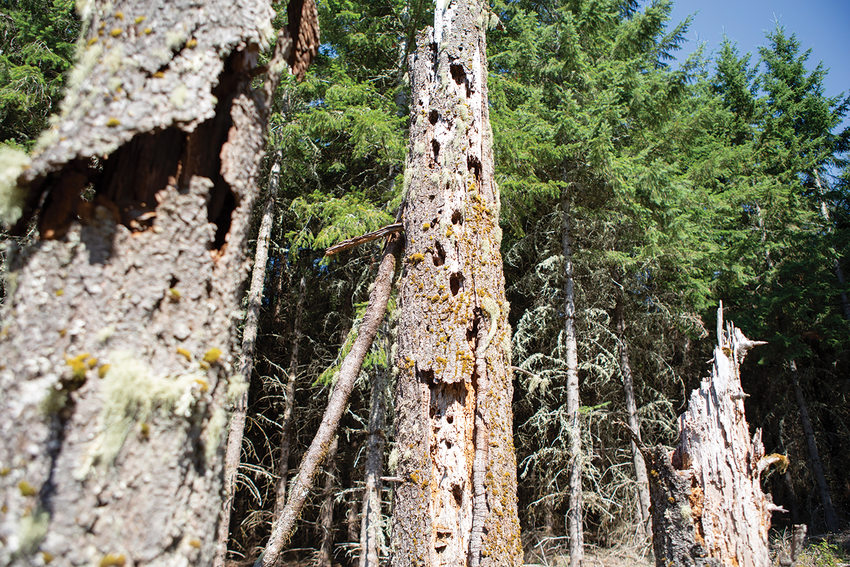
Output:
left=648, top=303, right=784, bottom=567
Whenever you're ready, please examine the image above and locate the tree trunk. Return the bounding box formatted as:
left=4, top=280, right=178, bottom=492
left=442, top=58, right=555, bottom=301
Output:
left=274, top=273, right=307, bottom=516
left=390, top=2, right=522, bottom=565
left=789, top=360, right=839, bottom=531
left=315, top=436, right=339, bottom=567
left=0, top=0, right=282, bottom=563
left=257, top=236, right=401, bottom=566
left=613, top=293, right=651, bottom=541
left=648, top=303, right=780, bottom=567
left=561, top=195, right=583, bottom=567
left=359, top=365, right=387, bottom=567
left=214, top=154, right=282, bottom=567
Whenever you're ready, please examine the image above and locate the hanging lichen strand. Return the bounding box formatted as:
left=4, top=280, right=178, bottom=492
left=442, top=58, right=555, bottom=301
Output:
left=391, top=1, right=522, bottom=566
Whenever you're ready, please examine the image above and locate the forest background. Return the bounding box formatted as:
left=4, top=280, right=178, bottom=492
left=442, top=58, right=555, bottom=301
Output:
left=1, top=0, right=848, bottom=564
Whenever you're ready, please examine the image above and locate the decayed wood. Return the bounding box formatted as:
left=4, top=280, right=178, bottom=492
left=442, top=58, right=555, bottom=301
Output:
left=561, top=195, right=584, bottom=567
left=391, top=1, right=522, bottom=565
left=0, top=0, right=279, bottom=564
left=324, top=223, right=404, bottom=256
left=648, top=303, right=780, bottom=567
left=213, top=155, right=282, bottom=567
left=255, top=235, right=401, bottom=567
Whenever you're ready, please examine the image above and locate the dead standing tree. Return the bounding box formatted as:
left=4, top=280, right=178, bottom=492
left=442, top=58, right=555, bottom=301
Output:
left=390, top=0, right=523, bottom=565
left=648, top=303, right=785, bottom=567
left=0, top=0, right=316, bottom=564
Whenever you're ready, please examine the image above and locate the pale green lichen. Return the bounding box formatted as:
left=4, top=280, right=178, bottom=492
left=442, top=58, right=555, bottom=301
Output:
left=0, top=145, right=31, bottom=227
left=97, top=326, right=115, bottom=343
left=166, top=30, right=187, bottom=51
left=18, top=508, right=49, bottom=554
left=226, top=373, right=248, bottom=404
left=170, top=84, right=188, bottom=108
left=78, top=351, right=205, bottom=474
left=204, top=406, right=227, bottom=463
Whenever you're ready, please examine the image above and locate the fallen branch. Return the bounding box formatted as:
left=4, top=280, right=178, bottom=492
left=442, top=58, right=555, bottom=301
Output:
left=324, top=223, right=404, bottom=256
left=255, top=234, right=402, bottom=567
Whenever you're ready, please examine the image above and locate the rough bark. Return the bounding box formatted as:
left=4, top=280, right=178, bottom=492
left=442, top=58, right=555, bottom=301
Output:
left=316, top=436, right=339, bottom=567
left=562, top=195, right=583, bottom=567
left=359, top=365, right=387, bottom=567
left=214, top=154, right=281, bottom=567
left=0, top=1, right=276, bottom=564
left=648, top=304, right=780, bottom=567
left=390, top=2, right=522, bottom=566
left=613, top=294, right=651, bottom=540
left=274, top=274, right=307, bottom=516
left=789, top=360, right=839, bottom=532
left=256, top=236, right=401, bottom=566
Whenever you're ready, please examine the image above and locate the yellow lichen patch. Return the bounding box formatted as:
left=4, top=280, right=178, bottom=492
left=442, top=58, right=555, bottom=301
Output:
left=134, top=15, right=146, bottom=24
left=54, top=288, right=64, bottom=296
left=199, top=361, right=211, bottom=371
left=188, top=539, right=201, bottom=548
left=408, top=253, right=425, bottom=264
left=144, top=27, right=152, bottom=34
left=65, top=353, right=93, bottom=379
left=139, top=422, right=150, bottom=439
left=87, top=357, right=99, bottom=369
left=176, top=347, right=192, bottom=362
left=98, top=364, right=111, bottom=378
left=422, top=222, right=431, bottom=230
left=87, top=37, right=98, bottom=46
left=114, top=11, right=124, bottom=20
left=153, top=71, right=165, bottom=79
left=185, top=38, right=198, bottom=48
left=40, top=551, right=53, bottom=563
left=193, top=378, right=209, bottom=393
left=202, top=348, right=222, bottom=364
left=99, top=553, right=126, bottom=567
left=109, top=28, right=122, bottom=37
left=105, top=118, right=121, bottom=127
left=18, top=480, right=37, bottom=496
left=0, top=467, right=10, bottom=476
left=168, top=287, right=181, bottom=300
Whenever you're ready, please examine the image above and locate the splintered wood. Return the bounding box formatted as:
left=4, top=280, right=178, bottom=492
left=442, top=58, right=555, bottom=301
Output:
left=648, top=303, right=783, bottom=567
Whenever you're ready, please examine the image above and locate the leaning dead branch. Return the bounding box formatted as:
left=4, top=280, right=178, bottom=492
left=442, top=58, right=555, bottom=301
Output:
left=324, top=223, right=404, bottom=256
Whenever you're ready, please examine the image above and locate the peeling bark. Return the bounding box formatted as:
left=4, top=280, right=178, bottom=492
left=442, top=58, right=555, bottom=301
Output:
left=390, top=2, right=522, bottom=566
left=648, top=304, right=779, bottom=567
left=0, top=1, right=277, bottom=564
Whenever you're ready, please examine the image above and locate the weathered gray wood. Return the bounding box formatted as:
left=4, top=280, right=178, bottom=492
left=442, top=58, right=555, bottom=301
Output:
left=648, top=304, right=781, bottom=567
left=0, top=1, right=282, bottom=564
left=359, top=364, right=387, bottom=567
left=390, top=1, right=522, bottom=565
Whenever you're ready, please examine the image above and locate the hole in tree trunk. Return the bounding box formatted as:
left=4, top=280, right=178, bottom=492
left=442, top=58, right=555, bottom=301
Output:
left=450, top=272, right=463, bottom=296
left=451, top=210, right=463, bottom=225
left=429, top=109, right=439, bottom=124
left=467, top=155, right=481, bottom=180
left=434, top=241, right=446, bottom=266
left=450, top=63, right=471, bottom=97
left=432, top=139, right=440, bottom=163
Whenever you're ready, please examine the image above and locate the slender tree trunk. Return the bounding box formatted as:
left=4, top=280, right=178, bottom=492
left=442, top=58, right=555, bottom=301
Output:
left=257, top=236, right=401, bottom=566
left=359, top=366, right=387, bottom=567
left=789, top=360, right=839, bottom=531
left=613, top=294, right=652, bottom=541
left=274, top=274, right=307, bottom=516
left=561, top=195, right=584, bottom=567
left=814, top=175, right=850, bottom=321
left=391, top=2, right=522, bottom=565
left=0, top=1, right=294, bottom=563
left=214, top=155, right=282, bottom=567
left=315, top=436, right=339, bottom=567
left=648, top=304, right=779, bottom=567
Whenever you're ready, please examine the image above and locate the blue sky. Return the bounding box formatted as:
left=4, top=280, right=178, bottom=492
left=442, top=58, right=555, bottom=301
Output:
left=667, top=0, right=849, bottom=101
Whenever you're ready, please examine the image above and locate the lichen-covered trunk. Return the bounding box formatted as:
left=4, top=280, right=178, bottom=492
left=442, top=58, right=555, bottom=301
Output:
left=390, top=1, right=522, bottom=566
left=359, top=366, right=387, bottom=567
left=648, top=304, right=779, bottom=567
left=613, top=294, right=651, bottom=541
left=789, top=359, right=839, bottom=532
left=561, top=196, right=583, bottom=567
left=0, top=1, right=277, bottom=564
left=215, top=155, right=281, bottom=567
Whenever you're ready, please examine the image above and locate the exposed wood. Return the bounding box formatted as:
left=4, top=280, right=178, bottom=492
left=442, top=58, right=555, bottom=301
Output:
left=390, top=1, right=522, bottom=565
left=562, top=195, right=583, bottom=567
left=324, top=223, right=404, bottom=256
left=648, top=303, right=780, bottom=567
left=214, top=155, right=282, bottom=567
left=255, top=235, right=401, bottom=566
